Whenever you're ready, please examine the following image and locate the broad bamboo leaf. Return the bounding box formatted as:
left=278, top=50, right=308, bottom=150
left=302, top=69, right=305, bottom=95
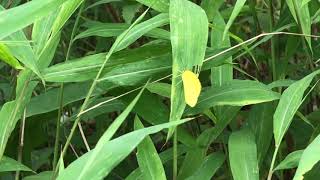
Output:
left=247, top=103, right=275, bottom=164
left=188, top=80, right=280, bottom=114
left=293, top=134, right=320, bottom=180
left=211, top=10, right=232, bottom=87
left=186, top=152, right=225, bottom=180
left=51, top=0, right=84, bottom=37
left=0, top=0, right=66, bottom=39
left=134, top=116, right=166, bottom=180
left=168, top=0, right=208, bottom=138
left=0, top=156, right=33, bottom=172
left=96, top=85, right=145, bottom=142
left=0, top=43, right=23, bottom=69
left=0, top=34, right=60, bottom=160
left=86, top=0, right=120, bottom=10
left=223, top=0, right=247, bottom=39
left=75, top=21, right=169, bottom=40
left=26, top=82, right=108, bottom=117
left=178, top=106, right=240, bottom=179
left=286, top=0, right=311, bottom=49
left=115, top=13, right=169, bottom=51
left=57, top=119, right=190, bottom=180
left=274, top=69, right=320, bottom=147
left=23, top=171, right=53, bottom=180
left=275, top=150, right=303, bottom=171
left=126, top=145, right=187, bottom=180
left=136, top=0, right=169, bottom=12
left=42, top=44, right=171, bottom=82
left=229, top=129, right=259, bottom=180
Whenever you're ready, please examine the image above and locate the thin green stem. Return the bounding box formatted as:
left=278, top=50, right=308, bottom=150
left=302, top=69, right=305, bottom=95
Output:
left=292, top=0, right=315, bottom=71
left=268, top=0, right=277, bottom=81
left=52, top=83, right=64, bottom=170
left=52, top=1, right=86, bottom=173
left=267, top=146, right=279, bottom=180
left=173, top=130, right=178, bottom=180
left=54, top=6, right=150, bottom=178
left=249, top=0, right=261, bottom=34
left=15, top=109, right=26, bottom=180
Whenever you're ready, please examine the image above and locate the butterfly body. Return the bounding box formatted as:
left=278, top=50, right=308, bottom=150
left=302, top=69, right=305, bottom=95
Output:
left=182, top=70, right=201, bottom=107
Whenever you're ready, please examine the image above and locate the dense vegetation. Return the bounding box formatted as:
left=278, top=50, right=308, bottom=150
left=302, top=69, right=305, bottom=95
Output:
left=0, top=0, right=320, bottom=179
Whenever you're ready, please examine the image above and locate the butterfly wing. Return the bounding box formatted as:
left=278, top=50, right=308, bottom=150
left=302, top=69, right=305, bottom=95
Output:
left=182, top=70, right=202, bottom=107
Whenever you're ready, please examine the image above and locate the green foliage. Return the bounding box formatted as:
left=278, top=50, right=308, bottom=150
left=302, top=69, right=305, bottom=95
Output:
left=0, top=0, right=319, bottom=180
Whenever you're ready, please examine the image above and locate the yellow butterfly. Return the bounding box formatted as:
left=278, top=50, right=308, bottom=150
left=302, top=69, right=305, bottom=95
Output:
left=182, top=70, right=202, bottom=107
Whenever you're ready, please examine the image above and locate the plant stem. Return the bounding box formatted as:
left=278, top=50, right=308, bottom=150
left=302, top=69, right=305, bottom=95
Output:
left=268, top=0, right=277, bottom=81
left=52, top=1, right=85, bottom=173
left=173, top=129, right=178, bottom=180
left=53, top=8, right=149, bottom=178
left=249, top=0, right=261, bottom=34
left=15, top=109, right=26, bottom=180
left=267, top=146, right=279, bottom=180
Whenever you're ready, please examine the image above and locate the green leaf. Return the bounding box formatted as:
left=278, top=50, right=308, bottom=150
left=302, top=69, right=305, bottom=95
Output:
left=223, top=0, right=247, bottom=39
left=0, top=0, right=66, bottom=39
left=134, top=116, right=166, bottom=180
left=186, top=152, right=225, bottom=180
left=122, top=2, right=142, bottom=24
left=0, top=156, right=33, bottom=172
left=188, top=80, right=280, bottom=114
left=0, top=81, right=37, bottom=159
left=126, top=145, right=187, bottom=180
left=0, top=43, right=23, bottom=69
left=229, top=129, right=259, bottom=180
left=267, top=79, right=296, bottom=89
left=211, top=10, right=232, bottom=87
left=247, top=103, right=275, bottom=164
left=85, top=0, right=120, bottom=10
left=178, top=106, right=240, bottom=179
left=96, top=84, right=146, bottom=142
left=42, top=44, right=171, bottom=83
left=4, top=29, right=41, bottom=78
left=168, top=0, right=208, bottom=138
left=75, top=21, right=170, bottom=41
left=115, top=13, right=169, bottom=51
left=293, top=134, right=320, bottom=180
left=32, top=12, right=57, bottom=55
left=201, top=0, right=224, bottom=21
left=0, top=30, right=60, bottom=160
left=56, top=119, right=191, bottom=180
left=26, top=82, right=107, bottom=118
left=274, top=150, right=303, bottom=171
left=51, top=0, right=84, bottom=37
left=23, top=171, right=53, bottom=180
left=286, top=0, right=312, bottom=49
left=273, top=69, right=320, bottom=147
left=136, top=0, right=169, bottom=12
left=122, top=90, right=196, bottom=147
left=147, top=82, right=171, bottom=98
